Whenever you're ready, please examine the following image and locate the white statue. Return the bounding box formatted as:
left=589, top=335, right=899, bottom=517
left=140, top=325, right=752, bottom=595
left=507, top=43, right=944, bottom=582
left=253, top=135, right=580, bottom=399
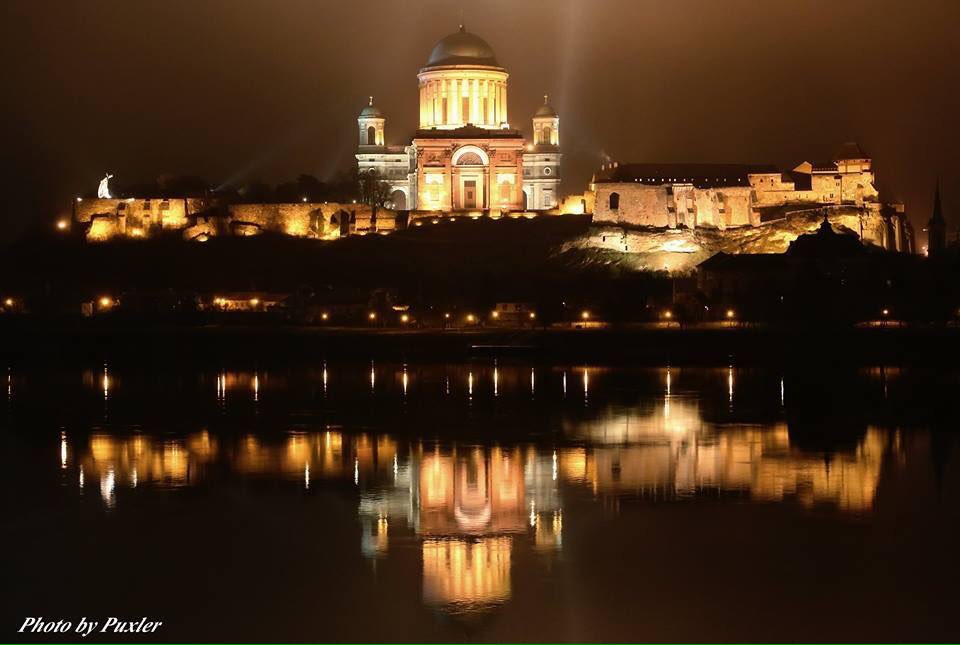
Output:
left=97, top=173, right=113, bottom=199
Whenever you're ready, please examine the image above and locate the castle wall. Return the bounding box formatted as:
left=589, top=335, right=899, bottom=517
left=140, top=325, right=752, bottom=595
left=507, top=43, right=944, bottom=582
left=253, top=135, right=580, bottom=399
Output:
left=595, top=166, right=883, bottom=231
left=593, top=183, right=754, bottom=230
left=76, top=197, right=209, bottom=240
left=76, top=198, right=395, bottom=242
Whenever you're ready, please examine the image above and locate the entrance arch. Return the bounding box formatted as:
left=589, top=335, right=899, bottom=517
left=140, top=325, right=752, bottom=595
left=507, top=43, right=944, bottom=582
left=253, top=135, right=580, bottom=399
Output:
left=452, top=145, right=489, bottom=210
left=389, top=189, right=407, bottom=210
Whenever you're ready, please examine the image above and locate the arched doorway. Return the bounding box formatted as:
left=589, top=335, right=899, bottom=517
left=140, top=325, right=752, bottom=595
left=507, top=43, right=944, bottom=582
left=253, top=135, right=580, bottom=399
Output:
left=389, top=189, right=407, bottom=210
left=452, top=145, right=490, bottom=210
left=367, top=126, right=376, bottom=146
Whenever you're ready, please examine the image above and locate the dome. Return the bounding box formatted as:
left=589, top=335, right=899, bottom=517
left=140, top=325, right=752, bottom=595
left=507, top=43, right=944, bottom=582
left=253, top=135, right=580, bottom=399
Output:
left=425, top=25, right=500, bottom=68
left=534, top=95, right=557, bottom=118
left=359, top=96, right=383, bottom=118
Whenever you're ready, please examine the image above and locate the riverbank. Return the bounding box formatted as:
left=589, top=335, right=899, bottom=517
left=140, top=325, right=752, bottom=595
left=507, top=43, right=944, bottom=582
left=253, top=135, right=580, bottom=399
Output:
left=2, top=321, right=958, bottom=366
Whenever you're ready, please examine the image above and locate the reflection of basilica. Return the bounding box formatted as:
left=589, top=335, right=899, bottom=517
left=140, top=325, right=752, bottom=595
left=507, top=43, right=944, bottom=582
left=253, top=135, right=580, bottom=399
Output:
left=62, top=365, right=904, bottom=615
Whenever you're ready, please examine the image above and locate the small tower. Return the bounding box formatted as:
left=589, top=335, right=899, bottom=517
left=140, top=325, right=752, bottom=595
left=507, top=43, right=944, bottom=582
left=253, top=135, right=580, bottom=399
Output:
left=522, top=95, right=562, bottom=210
left=357, top=96, right=385, bottom=148
left=532, top=94, right=559, bottom=147
left=928, top=180, right=947, bottom=257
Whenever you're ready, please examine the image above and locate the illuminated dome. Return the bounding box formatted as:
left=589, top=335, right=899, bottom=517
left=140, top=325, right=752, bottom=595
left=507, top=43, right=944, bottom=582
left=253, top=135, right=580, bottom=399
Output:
left=425, top=25, right=500, bottom=68
left=359, top=96, right=383, bottom=118
left=534, top=95, right=557, bottom=118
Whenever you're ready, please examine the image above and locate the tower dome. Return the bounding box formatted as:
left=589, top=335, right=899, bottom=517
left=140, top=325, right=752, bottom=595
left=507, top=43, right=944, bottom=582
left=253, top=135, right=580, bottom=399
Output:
left=359, top=96, right=383, bottom=118
left=534, top=95, right=558, bottom=118
left=425, top=25, right=500, bottom=68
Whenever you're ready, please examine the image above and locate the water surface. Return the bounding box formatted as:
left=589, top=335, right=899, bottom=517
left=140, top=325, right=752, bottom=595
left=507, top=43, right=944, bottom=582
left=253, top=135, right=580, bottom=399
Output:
left=3, top=361, right=958, bottom=642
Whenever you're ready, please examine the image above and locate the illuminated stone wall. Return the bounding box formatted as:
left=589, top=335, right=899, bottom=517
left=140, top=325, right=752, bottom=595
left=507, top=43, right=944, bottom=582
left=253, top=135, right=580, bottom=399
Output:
left=77, top=197, right=208, bottom=241
left=593, top=164, right=882, bottom=230
left=75, top=198, right=396, bottom=242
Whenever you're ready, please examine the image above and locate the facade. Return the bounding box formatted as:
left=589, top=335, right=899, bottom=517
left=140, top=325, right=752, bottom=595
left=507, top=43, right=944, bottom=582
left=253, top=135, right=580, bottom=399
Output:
left=590, top=143, right=909, bottom=251
left=356, top=26, right=561, bottom=212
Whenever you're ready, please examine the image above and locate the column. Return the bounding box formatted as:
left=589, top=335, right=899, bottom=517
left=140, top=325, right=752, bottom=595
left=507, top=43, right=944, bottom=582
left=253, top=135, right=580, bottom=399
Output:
left=472, top=78, right=479, bottom=125
left=500, top=82, right=507, bottom=125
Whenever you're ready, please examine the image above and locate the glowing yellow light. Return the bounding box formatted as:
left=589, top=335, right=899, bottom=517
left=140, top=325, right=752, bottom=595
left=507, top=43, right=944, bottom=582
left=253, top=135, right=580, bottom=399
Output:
left=75, top=197, right=83, bottom=202
left=581, top=310, right=590, bottom=320
left=491, top=311, right=499, bottom=319
left=99, top=296, right=113, bottom=308
left=663, top=310, right=673, bottom=319
left=881, top=308, right=890, bottom=316
left=56, top=220, right=68, bottom=230
left=726, top=309, right=735, bottom=319
left=320, top=312, right=329, bottom=321
left=444, top=312, right=450, bottom=319
left=302, top=197, right=308, bottom=203
left=400, top=314, right=409, bottom=323
left=368, top=312, right=377, bottom=320
left=249, top=298, right=260, bottom=307
left=3, top=298, right=13, bottom=307
left=529, top=312, right=536, bottom=319
left=466, top=314, right=475, bottom=323
left=130, top=227, right=144, bottom=237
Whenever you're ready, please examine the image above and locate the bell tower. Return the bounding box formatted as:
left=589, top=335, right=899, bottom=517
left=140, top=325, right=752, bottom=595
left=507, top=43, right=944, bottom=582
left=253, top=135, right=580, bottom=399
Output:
left=532, top=94, right=559, bottom=147
left=521, top=94, right=562, bottom=210
left=357, top=96, right=385, bottom=149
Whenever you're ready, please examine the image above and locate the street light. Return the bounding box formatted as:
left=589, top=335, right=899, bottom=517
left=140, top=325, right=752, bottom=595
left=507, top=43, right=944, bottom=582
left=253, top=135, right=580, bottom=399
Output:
left=56, top=220, right=68, bottom=231
left=320, top=312, right=329, bottom=321
left=528, top=312, right=536, bottom=320
left=726, top=309, right=735, bottom=319
left=368, top=312, right=377, bottom=321
left=400, top=313, right=409, bottom=323
left=466, top=314, right=475, bottom=323
left=581, top=310, right=590, bottom=320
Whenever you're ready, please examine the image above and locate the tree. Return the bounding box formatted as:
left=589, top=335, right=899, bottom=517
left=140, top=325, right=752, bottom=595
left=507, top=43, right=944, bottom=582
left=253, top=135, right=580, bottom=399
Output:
left=359, top=171, right=391, bottom=208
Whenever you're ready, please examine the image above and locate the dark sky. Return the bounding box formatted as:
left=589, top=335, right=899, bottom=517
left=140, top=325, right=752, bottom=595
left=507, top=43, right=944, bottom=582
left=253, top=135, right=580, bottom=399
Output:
left=2, top=0, right=958, bottom=243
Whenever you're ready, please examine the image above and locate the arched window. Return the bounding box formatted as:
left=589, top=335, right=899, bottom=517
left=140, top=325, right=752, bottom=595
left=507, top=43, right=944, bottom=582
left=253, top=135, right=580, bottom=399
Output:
left=542, top=126, right=552, bottom=145
left=609, top=192, right=620, bottom=210
left=366, top=126, right=376, bottom=145
left=456, top=152, right=484, bottom=166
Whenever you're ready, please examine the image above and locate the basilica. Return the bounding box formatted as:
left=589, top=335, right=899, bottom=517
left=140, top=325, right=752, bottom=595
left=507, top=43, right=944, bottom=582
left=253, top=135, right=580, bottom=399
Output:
left=356, top=26, right=561, bottom=212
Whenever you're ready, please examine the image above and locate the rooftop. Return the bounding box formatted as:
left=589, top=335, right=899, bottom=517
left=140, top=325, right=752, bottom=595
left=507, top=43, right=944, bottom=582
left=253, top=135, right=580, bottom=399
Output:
left=424, top=26, right=501, bottom=68
left=595, top=163, right=779, bottom=188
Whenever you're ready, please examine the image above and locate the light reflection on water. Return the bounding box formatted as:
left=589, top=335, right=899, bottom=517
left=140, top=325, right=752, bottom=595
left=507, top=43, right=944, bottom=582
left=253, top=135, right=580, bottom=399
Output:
left=5, top=362, right=958, bottom=638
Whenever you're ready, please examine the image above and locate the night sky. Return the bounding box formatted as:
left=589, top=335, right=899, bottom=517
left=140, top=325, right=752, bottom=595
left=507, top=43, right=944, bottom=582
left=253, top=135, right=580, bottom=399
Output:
left=2, top=0, right=957, bottom=243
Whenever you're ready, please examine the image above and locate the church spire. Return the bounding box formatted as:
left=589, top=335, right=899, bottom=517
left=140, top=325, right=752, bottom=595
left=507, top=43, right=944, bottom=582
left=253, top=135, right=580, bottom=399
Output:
left=932, top=178, right=944, bottom=223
